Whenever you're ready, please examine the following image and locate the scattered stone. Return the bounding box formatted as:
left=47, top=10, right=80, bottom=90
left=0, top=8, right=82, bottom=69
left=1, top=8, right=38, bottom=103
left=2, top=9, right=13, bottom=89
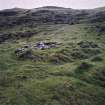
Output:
left=14, top=41, right=59, bottom=61
left=35, top=41, right=58, bottom=50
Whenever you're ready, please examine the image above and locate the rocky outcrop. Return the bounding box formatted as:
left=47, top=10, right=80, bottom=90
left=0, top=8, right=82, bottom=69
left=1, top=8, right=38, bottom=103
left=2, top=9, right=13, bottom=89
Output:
left=77, top=41, right=99, bottom=48
left=0, top=31, right=36, bottom=43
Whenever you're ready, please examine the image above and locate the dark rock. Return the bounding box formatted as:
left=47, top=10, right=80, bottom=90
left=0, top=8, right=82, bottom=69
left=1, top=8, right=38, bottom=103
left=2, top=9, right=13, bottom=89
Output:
left=0, top=33, right=12, bottom=43
left=23, top=45, right=31, bottom=48
left=91, top=56, right=103, bottom=61
left=0, top=11, right=18, bottom=16
left=14, top=48, right=24, bottom=54
left=78, top=62, right=92, bottom=70
left=78, top=41, right=99, bottom=48
left=71, top=51, right=87, bottom=59
left=82, top=48, right=101, bottom=56
left=19, top=50, right=33, bottom=59
left=15, top=48, right=34, bottom=59
left=0, top=31, right=36, bottom=43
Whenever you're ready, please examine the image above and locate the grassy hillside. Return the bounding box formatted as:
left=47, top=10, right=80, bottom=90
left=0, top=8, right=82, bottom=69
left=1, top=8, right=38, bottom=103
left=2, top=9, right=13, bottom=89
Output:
left=0, top=22, right=105, bottom=105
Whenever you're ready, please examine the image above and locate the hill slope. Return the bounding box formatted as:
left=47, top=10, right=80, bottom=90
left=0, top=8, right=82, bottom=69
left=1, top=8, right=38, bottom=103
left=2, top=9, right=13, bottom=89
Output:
left=0, top=6, right=105, bottom=105
left=0, top=6, right=105, bottom=28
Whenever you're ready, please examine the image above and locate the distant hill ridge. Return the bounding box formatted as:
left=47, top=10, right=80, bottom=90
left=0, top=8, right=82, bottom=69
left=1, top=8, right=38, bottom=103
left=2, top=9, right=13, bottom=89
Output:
left=0, top=6, right=105, bottom=27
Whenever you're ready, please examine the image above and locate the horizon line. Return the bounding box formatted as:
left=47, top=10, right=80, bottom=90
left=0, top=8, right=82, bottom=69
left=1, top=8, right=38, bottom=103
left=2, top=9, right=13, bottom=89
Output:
left=0, top=5, right=105, bottom=11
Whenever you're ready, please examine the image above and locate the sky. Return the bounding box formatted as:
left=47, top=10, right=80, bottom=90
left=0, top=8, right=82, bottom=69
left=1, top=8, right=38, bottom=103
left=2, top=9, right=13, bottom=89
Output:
left=0, top=0, right=105, bottom=10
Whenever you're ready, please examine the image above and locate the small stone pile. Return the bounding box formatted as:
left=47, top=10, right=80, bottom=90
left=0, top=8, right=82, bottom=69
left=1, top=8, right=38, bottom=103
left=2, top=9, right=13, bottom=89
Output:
left=35, top=42, right=57, bottom=50
left=14, top=41, right=59, bottom=59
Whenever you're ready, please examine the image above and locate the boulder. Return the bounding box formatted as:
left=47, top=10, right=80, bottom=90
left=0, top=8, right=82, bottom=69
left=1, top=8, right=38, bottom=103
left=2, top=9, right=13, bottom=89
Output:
left=14, top=48, right=34, bottom=59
